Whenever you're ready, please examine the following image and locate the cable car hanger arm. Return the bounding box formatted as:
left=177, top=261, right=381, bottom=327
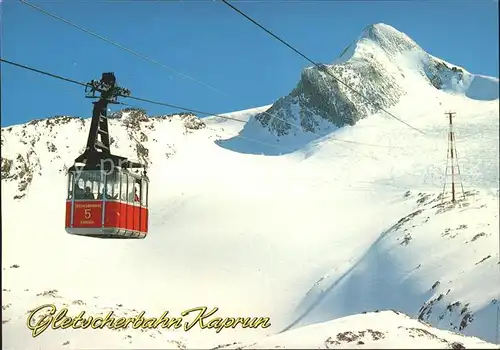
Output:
left=71, top=72, right=144, bottom=173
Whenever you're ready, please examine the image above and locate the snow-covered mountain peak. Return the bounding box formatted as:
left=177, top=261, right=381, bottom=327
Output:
left=2, top=22, right=499, bottom=350
left=358, top=23, right=420, bottom=54
left=333, top=23, right=421, bottom=66
left=228, top=23, right=499, bottom=149
left=360, top=22, right=407, bottom=40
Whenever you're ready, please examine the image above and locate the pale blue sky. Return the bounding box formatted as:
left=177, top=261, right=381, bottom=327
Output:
left=1, top=0, right=498, bottom=127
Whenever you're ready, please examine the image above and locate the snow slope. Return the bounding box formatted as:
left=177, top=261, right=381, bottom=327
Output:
left=465, top=75, right=500, bottom=101
left=227, top=311, right=498, bottom=349
left=2, top=23, right=499, bottom=349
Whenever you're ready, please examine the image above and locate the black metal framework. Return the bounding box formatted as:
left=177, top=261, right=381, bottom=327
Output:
left=68, top=72, right=145, bottom=174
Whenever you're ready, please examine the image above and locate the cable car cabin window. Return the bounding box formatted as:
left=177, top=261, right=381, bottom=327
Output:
left=93, top=172, right=105, bottom=200
left=107, top=182, right=117, bottom=200
left=67, top=172, right=74, bottom=200
left=141, top=180, right=148, bottom=207
left=134, top=178, right=142, bottom=204
left=120, top=172, right=128, bottom=202
left=86, top=171, right=102, bottom=199
left=74, top=170, right=104, bottom=200
left=101, top=170, right=119, bottom=200
left=84, top=179, right=93, bottom=199
left=75, top=178, right=85, bottom=199
left=128, top=175, right=136, bottom=203
left=74, top=175, right=89, bottom=200
left=109, top=172, right=120, bottom=200
left=105, top=183, right=113, bottom=200
left=84, top=173, right=94, bottom=199
left=101, top=173, right=118, bottom=200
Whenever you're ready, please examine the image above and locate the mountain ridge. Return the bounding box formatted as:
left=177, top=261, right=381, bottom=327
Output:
left=239, top=23, right=499, bottom=144
left=1, top=22, right=499, bottom=349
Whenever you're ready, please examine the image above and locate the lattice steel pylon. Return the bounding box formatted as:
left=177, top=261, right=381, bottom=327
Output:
left=441, top=111, right=466, bottom=203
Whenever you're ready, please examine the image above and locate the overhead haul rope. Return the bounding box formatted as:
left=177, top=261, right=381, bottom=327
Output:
left=15, top=0, right=497, bottom=338
left=116, top=100, right=294, bottom=154
left=0, top=58, right=289, bottom=154
left=109, top=101, right=424, bottom=192
left=0, top=58, right=368, bottom=166
left=220, top=0, right=427, bottom=136
left=1, top=59, right=460, bottom=196
left=19, top=0, right=423, bottom=155
left=18, top=0, right=376, bottom=3
left=19, top=0, right=230, bottom=98
left=1, top=58, right=420, bottom=154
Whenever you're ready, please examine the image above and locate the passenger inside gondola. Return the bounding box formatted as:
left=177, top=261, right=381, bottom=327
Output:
left=84, top=186, right=95, bottom=199
left=74, top=185, right=84, bottom=199
left=97, top=187, right=118, bottom=200
left=134, top=186, right=140, bottom=202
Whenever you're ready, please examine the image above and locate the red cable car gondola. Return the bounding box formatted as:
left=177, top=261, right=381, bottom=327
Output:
left=65, top=73, right=149, bottom=239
